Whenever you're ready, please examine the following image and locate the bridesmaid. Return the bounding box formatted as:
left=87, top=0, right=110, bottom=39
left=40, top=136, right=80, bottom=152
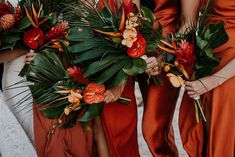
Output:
left=142, top=0, right=181, bottom=156
left=98, top=0, right=140, bottom=157
left=184, top=0, right=235, bottom=156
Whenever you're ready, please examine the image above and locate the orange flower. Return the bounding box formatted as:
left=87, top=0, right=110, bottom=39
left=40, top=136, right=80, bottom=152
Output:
left=83, top=83, right=105, bottom=104
left=122, top=27, right=137, bottom=48
left=166, top=73, right=184, bottom=88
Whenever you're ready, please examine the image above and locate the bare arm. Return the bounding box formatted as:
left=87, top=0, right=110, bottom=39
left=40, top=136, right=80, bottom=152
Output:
left=179, top=0, right=200, bottom=33
left=0, top=49, right=26, bottom=63
left=185, top=58, right=235, bottom=98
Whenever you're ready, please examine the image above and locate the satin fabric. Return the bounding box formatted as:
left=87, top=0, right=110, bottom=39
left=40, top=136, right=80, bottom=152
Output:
left=98, top=1, right=140, bottom=157
left=142, top=0, right=204, bottom=157
left=33, top=104, right=93, bottom=157
left=142, top=1, right=180, bottom=156
left=202, top=0, right=235, bottom=156
left=101, top=78, right=139, bottom=157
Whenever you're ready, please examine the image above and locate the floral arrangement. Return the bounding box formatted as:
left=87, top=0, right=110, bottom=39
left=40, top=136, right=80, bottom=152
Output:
left=158, top=19, right=228, bottom=122
left=0, top=1, right=31, bottom=51
left=15, top=0, right=162, bottom=129
left=62, top=0, right=162, bottom=87
left=19, top=2, right=69, bottom=76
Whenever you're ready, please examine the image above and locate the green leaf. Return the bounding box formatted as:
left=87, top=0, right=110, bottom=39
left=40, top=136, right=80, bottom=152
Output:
left=141, top=7, right=156, bottom=25
left=99, top=7, right=118, bottom=31
left=123, top=58, right=147, bottom=76
left=108, top=70, right=128, bottom=88
left=146, top=44, right=156, bottom=53
left=42, top=105, right=66, bottom=119
left=69, top=40, right=109, bottom=53
left=66, top=27, right=93, bottom=41
left=96, top=59, right=130, bottom=84
left=72, top=49, right=107, bottom=64
left=79, top=104, right=103, bottom=122
left=14, top=16, right=31, bottom=31
left=83, top=55, right=126, bottom=77
left=196, top=36, right=208, bottom=49
left=204, top=48, right=214, bottom=58
left=207, top=24, right=229, bottom=49
left=1, top=34, right=20, bottom=44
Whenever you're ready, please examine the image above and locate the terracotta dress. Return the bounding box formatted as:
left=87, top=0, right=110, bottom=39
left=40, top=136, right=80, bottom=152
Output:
left=142, top=1, right=180, bottom=156
left=142, top=0, right=203, bottom=157
left=34, top=104, right=93, bottom=157
left=99, top=1, right=140, bottom=157
left=202, top=0, right=235, bottom=156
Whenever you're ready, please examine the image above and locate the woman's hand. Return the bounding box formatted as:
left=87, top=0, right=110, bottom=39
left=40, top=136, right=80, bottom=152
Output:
left=104, top=82, right=126, bottom=103
left=144, top=56, right=163, bottom=76
left=24, top=50, right=36, bottom=64
left=185, top=76, right=224, bottom=98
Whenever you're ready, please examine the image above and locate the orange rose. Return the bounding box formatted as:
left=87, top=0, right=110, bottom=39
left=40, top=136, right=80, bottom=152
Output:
left=83, top=83, right=105, bottom=104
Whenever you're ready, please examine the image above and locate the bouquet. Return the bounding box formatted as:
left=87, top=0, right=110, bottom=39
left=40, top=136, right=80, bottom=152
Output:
left=62, top=0, right=162, bottom=87
left=157, top=14, right=228, bottom=122
left=19, top=1, right=68, bottom=76
left=15, top=0, right=163, bottom=129
left=0, top=1, right=31, bottom=51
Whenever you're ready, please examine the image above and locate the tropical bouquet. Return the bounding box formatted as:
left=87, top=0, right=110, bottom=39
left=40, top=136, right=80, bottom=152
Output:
left=62, top=0, right=162, bottom=87
left=14, top=0, right=163, bottom=129
left=157, top=6, right=228, bottom=122
left=0, top=1, right=31, bottom=51
left=18, top=1, right=69, bottom=76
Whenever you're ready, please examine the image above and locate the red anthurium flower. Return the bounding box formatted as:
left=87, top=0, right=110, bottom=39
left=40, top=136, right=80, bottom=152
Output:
left=23, top=28, right=44, bottom=49
left=176, top=40, right=196, bottom=76
left=67, top=66, right=91, bottom=84
left=45, top=21, right=69, bottom=40
left=83, top=83, right=105, bottom=104
left=122, top=0, right=134, bottom=17
left=127, top=34, right=146, bottom=58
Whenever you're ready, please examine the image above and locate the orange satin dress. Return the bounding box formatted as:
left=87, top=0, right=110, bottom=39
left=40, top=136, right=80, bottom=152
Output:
left=202, top=0, right=235, bottom=156
left=99, top=1, right=140, bottom=157
left=142, top=1, right=181, bottom=156
left=33, top=104, right=93, bottom=157
left=142, top=1, right=204, bottom=157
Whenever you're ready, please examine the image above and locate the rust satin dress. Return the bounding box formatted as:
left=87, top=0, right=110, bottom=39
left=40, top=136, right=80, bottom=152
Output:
left=202, top=0, right=235, bottom=156
left=142, top=0, right=204, bottom=157
left=33, top=103, right=93, bottom=157
left=99, top=1, right=140, bottom=157
left=142, top=1, right=180, bottom=156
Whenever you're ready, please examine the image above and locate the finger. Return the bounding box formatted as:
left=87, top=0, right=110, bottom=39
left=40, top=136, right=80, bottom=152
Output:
left=187, top=91, right=197, bottom=96
left=145, top=57, right=156, bottom=64
left=191, top=94, right=199, bottom=99
left=184, top=81, right=193, bottom=87
left=185, top=86, right=194, bottom=91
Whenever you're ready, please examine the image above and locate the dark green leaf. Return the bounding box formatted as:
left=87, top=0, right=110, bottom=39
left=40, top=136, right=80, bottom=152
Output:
left=72, top=49, right=107, bottom=64
left=96, top=59, right=130, bottom=84
left=42, top=105, right=66, bottom=119
left=196, top=36, right=208, bottom=49
left=141, top=7, right=156, bottom=25
left=79, top=104, right=103, bottom=122
left=123, top=58, right=147, bottom=76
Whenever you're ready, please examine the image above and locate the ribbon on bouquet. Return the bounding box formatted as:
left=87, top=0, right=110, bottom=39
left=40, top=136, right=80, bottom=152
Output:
left=171, top=86, right=189, bottom=157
